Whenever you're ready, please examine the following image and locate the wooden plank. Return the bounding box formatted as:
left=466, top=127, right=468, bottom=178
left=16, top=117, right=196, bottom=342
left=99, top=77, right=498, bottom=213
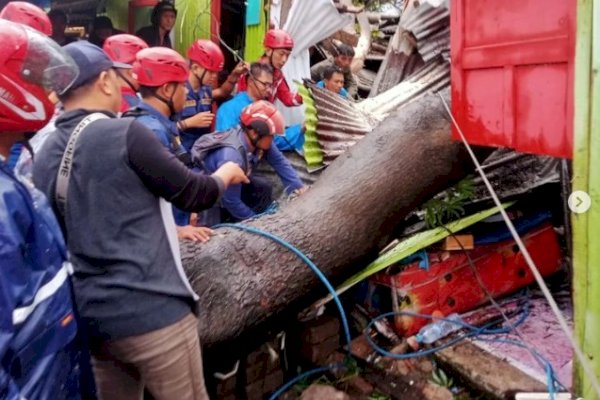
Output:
left=572, top=0, right=598, bottom=398
left=435, top=341, right=547, bottom=399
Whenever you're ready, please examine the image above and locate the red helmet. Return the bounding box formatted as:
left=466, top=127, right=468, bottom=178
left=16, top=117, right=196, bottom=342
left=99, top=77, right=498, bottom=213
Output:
left=187, top=39, right=224, bottom=72
left=263, top=29, right=294, bottom=50
left=103, top=34, right=148, bottom=65
left=240, top=100, right=285, bottom=137
left=0, top=1, right=52, bottom=36
left=0, top=20, right=78, bottom=133
left=132, top=47, right=188, bottom=87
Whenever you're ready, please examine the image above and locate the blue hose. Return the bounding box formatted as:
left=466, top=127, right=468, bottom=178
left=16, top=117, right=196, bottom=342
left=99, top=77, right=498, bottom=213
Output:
left=215, top=223, right=352, bottom=349
left=214, top=224, right=561, bottom=399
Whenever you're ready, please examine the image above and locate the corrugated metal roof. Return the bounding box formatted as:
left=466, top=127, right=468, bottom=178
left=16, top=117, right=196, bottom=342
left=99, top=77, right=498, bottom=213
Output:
left=303, top=57, right=449, bottom=165
left=307, top=83, right=378, bottom=165
left=370, top=0, right=449, bottom=96
left=360, top=58, right=450, bottom=118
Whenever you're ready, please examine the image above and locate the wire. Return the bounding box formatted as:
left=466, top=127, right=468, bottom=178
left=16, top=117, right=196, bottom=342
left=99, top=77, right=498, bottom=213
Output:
left=365, top=309, right=562, bottom=396
left=216, top=223, right=352, bottom=348
left=266, top=364, right=346, bottom=400
left=437, top=92, right=600, bottom=398
left=214, top=223, right=559, bottom=398
left=187, top=2, right=246, bottom=63
left=440, top=224, right=569, bottom=392
left=213, top=223, right=355, bottom=399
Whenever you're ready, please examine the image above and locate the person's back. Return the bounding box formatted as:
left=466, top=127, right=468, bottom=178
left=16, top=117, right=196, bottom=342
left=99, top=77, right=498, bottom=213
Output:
left=194, top=101, right=305, bottom=223
left=33, top=41, right=247, bottom=400
left=0, top=18, right=82, bottom=399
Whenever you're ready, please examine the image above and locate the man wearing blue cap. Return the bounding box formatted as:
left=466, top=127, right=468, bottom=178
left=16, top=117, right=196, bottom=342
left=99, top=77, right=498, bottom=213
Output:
left=33, top=41, right=247, bottom=400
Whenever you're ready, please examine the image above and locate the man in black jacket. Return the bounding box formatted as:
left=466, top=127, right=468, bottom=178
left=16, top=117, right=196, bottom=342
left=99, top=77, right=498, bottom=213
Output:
left=33, top=40, right=247, bottom=400
left=136, top=1, right=176, bottom=48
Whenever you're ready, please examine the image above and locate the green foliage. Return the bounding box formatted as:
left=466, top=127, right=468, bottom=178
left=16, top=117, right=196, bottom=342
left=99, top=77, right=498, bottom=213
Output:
left=368, top=392, right=391, bottom=400
left=353, top=0, right=401, bottom=11
left=423, top=177, right=476, bottom=228
left=430, top=367, right=454, bottom=388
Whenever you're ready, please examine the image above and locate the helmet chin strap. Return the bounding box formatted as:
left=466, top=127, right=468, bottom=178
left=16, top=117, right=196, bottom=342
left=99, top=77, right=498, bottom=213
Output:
left=116, top=69, right=137, bottom=93
left=193, top=67, right=207, bottom=89
left=152, top=84, right=178, bottom=119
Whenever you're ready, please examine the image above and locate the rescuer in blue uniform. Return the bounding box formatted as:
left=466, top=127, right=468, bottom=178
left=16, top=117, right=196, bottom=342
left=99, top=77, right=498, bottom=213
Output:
left=179, top=39, right=247, bottom=151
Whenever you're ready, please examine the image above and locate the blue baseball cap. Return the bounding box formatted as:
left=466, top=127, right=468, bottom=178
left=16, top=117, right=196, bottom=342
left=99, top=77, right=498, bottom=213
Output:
left=62, top=40, right=130, bottom=91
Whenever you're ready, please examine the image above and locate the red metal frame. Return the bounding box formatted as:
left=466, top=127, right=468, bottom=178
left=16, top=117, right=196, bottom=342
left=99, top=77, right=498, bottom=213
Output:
left=128, top=0, right=158, bottom=34
left=211, top=0, right=221, bottom=44
left=372, top=223, right=562, bottom=336
left=451, top=0, right=576, bottom=159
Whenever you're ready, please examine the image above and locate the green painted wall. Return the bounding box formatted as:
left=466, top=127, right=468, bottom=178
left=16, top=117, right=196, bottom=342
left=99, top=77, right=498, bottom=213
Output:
left=174, top=0, right=212, bottom=55
left=572, top=0, right=600, bottom=398
left=244, top=0, right=267, bottom=61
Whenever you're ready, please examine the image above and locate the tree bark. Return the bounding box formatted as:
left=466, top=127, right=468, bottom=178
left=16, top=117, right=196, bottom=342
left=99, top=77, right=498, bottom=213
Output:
left=182, top=90, right=478, bottom=349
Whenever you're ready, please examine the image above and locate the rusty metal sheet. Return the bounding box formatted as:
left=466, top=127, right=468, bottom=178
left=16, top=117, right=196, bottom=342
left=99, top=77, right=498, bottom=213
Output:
left=371, top=0, right=449, bottom=97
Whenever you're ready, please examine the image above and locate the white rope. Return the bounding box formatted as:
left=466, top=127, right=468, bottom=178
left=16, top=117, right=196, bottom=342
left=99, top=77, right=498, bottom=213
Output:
left=437, top=92, right=600, bottom=398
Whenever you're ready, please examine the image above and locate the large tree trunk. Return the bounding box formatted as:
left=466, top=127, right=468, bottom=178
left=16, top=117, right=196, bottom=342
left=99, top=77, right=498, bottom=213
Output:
left=182, top=90, right=478, bottom=349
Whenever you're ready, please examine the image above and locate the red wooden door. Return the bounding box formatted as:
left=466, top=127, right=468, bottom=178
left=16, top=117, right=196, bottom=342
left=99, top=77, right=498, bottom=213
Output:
left=451, top=0, right=576, bottom=158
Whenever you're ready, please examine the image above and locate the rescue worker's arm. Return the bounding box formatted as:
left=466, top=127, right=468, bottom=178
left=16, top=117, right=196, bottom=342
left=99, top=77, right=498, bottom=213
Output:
left=264, top=145, right=304, bottom=194
left=178, top=112, right=214, bottom=130
left=176, top=225, right=213, bottom=243
left=126, top=121, right=247, bottom=211
left=0, top=186, right=25, bottom=400
left=345, top=71, right=358, bottom=99
left=215, top=148, right=255, bottom=220
left=275, top=78, right=303, bottom=107
left=213, top=61, right=249, bottom=100
left=178, top=99, right=213, bottom=129
left=310, top=60, right=327, bottom=81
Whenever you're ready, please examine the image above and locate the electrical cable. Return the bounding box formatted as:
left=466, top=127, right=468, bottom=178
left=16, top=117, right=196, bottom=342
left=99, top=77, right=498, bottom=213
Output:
left=213, top=223, right=556, bottom=398
left=440, top=224, right=570, bottom=394
left=213, top=223, right=355, bottom=399
left=438, top=92, right=600, bottom=398
left=364, top=309, right=562, bottom=397
left=185, top=2, right=246, bottom=63
left=215, top=223, right=352, bottom=348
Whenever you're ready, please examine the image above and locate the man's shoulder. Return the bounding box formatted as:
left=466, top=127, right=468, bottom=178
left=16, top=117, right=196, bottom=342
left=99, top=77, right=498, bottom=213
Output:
left=136, top=25, right=154, bottom=35
left=311, top=59, right=333, bottom=71
left=218, top=93, right=248, bottom=114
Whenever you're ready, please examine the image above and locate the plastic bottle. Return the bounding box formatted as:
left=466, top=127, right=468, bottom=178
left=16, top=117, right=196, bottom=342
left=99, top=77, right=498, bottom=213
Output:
left=415, top=313, right=464, bottom=344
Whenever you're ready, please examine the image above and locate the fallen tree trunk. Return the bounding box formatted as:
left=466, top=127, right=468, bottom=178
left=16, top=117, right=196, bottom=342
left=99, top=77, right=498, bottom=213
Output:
left=182, top=90, right=480, bottom=348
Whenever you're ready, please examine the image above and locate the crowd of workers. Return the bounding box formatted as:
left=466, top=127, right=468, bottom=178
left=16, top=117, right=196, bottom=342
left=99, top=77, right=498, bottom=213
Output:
left=0, top=1, right=358, bottom=399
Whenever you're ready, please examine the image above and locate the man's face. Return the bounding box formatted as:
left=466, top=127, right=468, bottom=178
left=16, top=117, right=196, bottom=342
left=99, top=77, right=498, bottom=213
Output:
left=171, top=82, right=187, bottom=112
left=269, top=48, right=291, bottom=69
left=196, top=66, right=218, bottom=88
left=256, top=135, right=273, bottom=151
left=324, top=72, right=344, bottom=94
left=334, top=55, right=353, bottom=72
left=250, top=71, right=273, bottom=100
left=159, top=10, right=176, bottom=31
